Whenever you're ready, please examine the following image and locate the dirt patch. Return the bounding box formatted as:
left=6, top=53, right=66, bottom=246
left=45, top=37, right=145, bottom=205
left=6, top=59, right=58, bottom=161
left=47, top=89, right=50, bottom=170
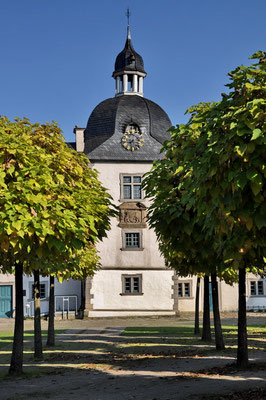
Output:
left=1, top=317, right=266, bottom=400
left=200, top=387, right=266, bottom=400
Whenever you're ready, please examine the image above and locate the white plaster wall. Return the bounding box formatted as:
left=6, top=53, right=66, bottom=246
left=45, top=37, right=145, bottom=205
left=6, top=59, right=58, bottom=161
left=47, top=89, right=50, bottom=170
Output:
left=176, top=276, right=199, bottom=313
left=94, top=162, right=165, bottom=269
left=0, top=272, right=15, bottom=284
left=91, top=269, right=174, bottom=311
left=176, top=276, right=239, bottom=313
left=246, top=274, right=266, bottom=309
left=75, top=128, right=85, bottom=152
left=219, top=280, right=238, bottom=311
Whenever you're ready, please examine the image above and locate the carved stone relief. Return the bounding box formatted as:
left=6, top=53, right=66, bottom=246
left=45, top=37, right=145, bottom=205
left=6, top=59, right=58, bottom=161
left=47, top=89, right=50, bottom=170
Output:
left=119, top=202, right=147, bottom=228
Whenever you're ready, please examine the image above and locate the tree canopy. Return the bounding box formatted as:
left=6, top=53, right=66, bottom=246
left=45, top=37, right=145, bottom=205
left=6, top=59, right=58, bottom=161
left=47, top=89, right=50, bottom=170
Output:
left=143, top=50, right=266, bottom=367
left=143, top=51, right=266, bottom=277
left=0, top=117, right=115, bottom=276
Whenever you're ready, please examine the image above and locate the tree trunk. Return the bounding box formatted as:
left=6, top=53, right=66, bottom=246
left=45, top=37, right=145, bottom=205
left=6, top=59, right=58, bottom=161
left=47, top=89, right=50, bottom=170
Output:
left=201, top=275, right=212, bottom=341
left=211, top=272, right=225, bottom=350
left=34, top=270, right=43, bottom=359
left=80, top=279, right=86, bottom=319
left=194, top=277, right=200, bottom=334
left=237, top=266, right=248, bottom=368
left=46, top=276, right=55, bottom=346
left=9, top=262, right=24, bottom=375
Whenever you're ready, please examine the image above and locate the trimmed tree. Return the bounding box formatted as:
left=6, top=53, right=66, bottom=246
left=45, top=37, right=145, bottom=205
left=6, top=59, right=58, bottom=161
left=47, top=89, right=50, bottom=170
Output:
left=143, top=130, right=227, bottom=347
left=0, top=117, right=115, bottom=374
left=45, top=243, right=100, bottom=347
left=194, top=276, right=201, bottom=335
left=161, top=51, right=265, bottom=367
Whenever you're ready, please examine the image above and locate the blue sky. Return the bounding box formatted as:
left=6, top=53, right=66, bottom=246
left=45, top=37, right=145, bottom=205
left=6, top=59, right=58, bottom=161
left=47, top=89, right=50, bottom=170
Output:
left=1, top=0, right=265, bottom=142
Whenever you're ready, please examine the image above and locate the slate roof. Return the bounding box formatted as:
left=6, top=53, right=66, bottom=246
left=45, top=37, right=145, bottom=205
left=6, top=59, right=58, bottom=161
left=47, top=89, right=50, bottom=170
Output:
left=84, top=95, right=172, bottom=161
left=113, top=31, right=145, bottom=75
left=67, top=142, right=76, bottom=150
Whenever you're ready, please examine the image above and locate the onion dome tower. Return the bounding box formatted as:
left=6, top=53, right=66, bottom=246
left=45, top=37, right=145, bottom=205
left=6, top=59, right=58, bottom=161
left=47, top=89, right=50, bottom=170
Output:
left=83, top=23, right=171, bottom=161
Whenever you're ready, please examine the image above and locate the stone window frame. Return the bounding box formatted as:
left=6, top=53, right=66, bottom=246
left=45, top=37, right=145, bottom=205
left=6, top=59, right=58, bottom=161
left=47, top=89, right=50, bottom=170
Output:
left=119, top=173, right=145, bottom=202
left=248, top=279, right=265, bottom=297
left=177, top=280, right=193, bottom=299
left=120, top=274, right=143, bottom=296
left=121, top=229, right=144, bottom=251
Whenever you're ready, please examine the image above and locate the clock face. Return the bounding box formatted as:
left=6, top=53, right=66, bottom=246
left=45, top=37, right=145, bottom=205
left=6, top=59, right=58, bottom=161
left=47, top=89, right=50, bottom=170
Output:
left=122, top=124, right=144, bottom=151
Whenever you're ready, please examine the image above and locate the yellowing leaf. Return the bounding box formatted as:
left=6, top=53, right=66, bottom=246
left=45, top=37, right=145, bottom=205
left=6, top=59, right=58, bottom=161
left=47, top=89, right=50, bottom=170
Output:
left=1, top=236, right=9, bottom=252
left=246, top=218, right=253, bottom=231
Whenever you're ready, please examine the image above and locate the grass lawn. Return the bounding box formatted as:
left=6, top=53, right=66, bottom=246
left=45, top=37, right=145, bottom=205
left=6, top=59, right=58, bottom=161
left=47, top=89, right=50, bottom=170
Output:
left=0, top=330, right=66, bottom=350
left=0, top=329, right=67, bottom=378
left=121, top=325, right=266, bottom=351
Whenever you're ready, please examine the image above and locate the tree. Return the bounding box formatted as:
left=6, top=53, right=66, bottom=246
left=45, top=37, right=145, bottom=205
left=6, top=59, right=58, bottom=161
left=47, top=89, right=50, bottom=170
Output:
left=194, top=276, right=201, bottom=335
left=45, top=243, right=100, bottom=347
left=211, top=272, right=225, bottom=350
left=143, top=132, right=225, bottom=347
left=160, top=51, right=265, bottom=367
left=202, top=275, right=212, bottom=341
left=33, top=270, right=42, bottom=359
left=0, top=117, right=115, bottom=374
left=46, top=275, right=55, bottom=347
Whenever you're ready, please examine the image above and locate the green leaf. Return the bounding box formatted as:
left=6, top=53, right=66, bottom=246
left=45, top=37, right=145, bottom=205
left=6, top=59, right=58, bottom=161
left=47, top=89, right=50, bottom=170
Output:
left=246, top=218, right=253, bottom=231
left=246, top=170, right=259, bottom=181
left=230, top=122, right=237, bottom=130
left=250, top=181, right=262, bottom=196
left=254, top=213, right=266, bottom=230
left=251, top=129, right=262, bottom=141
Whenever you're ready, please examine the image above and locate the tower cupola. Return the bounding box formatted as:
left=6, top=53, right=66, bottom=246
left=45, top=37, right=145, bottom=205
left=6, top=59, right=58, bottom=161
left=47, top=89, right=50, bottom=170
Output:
left=112, top=25, right=147, bottom=97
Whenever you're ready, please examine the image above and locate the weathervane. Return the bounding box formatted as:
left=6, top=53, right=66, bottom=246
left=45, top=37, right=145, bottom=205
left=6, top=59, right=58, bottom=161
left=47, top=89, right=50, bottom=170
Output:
left=126, top=8, right=131, bottom=26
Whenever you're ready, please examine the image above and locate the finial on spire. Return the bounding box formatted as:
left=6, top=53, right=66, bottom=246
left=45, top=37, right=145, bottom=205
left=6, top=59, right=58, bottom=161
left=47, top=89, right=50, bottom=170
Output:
left=126, top=7, right=131, bottom=25
left=126, top=8, right=131, bottom=39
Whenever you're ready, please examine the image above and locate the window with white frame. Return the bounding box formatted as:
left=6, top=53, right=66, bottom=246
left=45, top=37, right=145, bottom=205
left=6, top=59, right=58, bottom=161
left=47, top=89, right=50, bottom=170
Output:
left=250, top=280, right=264, bottom=296
left=178, top=282, right=192, bottom=298
left=32, top=283, right=46, bottom=299
left=121, top=174, right=143, bottom=200
left=121, top=274, right=142, bottom=295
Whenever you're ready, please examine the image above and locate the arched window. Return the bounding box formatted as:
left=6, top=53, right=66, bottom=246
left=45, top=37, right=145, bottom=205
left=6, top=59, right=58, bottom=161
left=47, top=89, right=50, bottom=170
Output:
left=125, top=124, right=140, bottom=135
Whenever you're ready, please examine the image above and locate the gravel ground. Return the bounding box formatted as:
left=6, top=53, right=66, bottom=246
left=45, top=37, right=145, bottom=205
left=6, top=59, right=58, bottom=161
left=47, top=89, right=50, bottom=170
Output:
left=0, top=313, right=266, bottom=400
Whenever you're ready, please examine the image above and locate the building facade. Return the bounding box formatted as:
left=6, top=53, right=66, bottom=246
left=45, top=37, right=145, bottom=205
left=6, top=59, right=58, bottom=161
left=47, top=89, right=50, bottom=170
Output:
left=74, top=26, right=176, bottom=317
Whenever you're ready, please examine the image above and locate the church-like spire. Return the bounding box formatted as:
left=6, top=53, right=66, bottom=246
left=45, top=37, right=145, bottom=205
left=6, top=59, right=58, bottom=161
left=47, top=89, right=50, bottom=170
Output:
left=126, top=8, right=131, bottom=28
left=112, top=10, right=146, bottom=97
left=127, top=24, right=131, bottom=40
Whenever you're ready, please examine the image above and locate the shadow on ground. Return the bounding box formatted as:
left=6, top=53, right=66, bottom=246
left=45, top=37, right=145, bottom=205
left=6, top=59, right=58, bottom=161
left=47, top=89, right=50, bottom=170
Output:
left=0, top=323, right=266, bottom=400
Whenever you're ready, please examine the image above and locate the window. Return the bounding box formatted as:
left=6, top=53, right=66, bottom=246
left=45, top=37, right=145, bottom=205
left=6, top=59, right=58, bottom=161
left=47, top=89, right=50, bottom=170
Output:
left=121, top=274, right=142, bottom=295
left=121, top=174, right=143, bottom=200
left=258, top=281, right=264, bottom=295
left=250, top=280, right=264, bottom=296
left=125, top=232, right=140, bottom=248
left=178, top=282, right=192, bottom=298
left=122, top=230, right=143, bottom=251
left=128, top=76, right=133, bottom=91
left=32, top=284, right=46, bottom=299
